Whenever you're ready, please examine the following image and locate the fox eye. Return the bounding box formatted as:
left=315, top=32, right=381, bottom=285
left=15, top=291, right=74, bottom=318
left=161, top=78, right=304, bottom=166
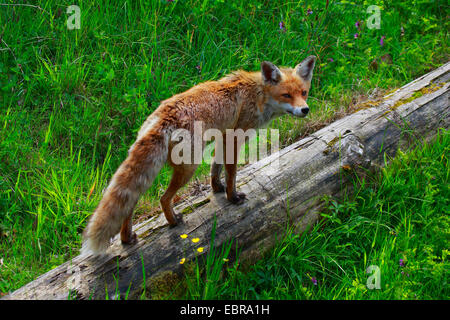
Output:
left=282, top=93, right=292, bottom=99
left=302, top=90, right=307, bottom=96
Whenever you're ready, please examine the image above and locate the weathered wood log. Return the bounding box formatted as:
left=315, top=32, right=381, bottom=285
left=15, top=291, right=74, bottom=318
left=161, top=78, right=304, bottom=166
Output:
left=3, top=62, right=449, bottom=300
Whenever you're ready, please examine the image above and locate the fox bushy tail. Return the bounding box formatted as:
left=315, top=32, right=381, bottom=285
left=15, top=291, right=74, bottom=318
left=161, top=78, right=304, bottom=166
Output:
left=81, top=125, right=170, bottom=256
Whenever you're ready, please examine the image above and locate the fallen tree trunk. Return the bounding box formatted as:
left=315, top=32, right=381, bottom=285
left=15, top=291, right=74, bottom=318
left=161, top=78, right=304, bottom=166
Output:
left=4, top=62, right=449, bottom=300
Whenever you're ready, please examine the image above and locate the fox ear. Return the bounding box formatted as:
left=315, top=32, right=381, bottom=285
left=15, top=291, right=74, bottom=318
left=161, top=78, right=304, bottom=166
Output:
left=261, top=61, right=282, bottom=85
left=295, top=56, right=316, bottom=82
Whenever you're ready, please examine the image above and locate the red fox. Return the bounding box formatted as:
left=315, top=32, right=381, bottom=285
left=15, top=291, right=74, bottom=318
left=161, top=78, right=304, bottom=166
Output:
left=81, top=56, right=316, bottom=255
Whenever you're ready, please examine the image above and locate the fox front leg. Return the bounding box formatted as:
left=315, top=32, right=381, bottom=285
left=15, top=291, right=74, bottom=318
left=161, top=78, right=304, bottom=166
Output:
left=210, top=140, right=225, bottom=193
left=223, top=135, right=246, bottom=205
left=224, top=162, right=246, bottom=204
left=211, top=161, right=225, bottom=193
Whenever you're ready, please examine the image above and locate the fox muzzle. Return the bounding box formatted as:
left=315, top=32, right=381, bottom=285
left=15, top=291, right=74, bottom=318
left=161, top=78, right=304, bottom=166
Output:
left=291, top=105, right=309, bottom=117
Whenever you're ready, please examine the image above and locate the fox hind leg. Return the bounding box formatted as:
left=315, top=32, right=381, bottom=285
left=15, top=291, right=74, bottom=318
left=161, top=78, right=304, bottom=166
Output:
left=161, top=164, right=198, bottom=226
left=120, top=207, right=137, bottom=245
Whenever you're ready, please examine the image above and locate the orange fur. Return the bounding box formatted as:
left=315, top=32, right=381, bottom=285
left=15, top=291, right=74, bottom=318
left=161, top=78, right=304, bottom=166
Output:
left=81, top=56, right=316, bottom=256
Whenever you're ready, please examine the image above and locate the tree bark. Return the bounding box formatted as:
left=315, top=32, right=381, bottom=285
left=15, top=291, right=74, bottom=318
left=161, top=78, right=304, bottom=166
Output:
left=3, top=62, right=449, bottom=300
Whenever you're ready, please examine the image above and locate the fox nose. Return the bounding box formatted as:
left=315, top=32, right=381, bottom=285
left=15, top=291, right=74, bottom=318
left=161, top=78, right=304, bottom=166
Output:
left=301, top=107, right=309, bottom=115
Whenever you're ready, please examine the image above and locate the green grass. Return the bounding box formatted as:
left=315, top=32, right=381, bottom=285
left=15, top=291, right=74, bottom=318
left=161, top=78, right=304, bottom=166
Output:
left=181, top=130, right=449, bottom=300
left=0, top=0, right=448, bottom=295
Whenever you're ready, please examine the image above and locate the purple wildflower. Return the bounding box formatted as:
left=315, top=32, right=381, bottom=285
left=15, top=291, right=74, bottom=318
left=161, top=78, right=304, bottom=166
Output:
left=380, top=35, right=386, bottom=46
left=307, top=8, right=313, bottom=15
left=311, top=277, right=318, bottom=285
left=399, top=258, right=405, bottom=267
left=354, top=33, right=359, bottom=39
left=328, top=58, right=334, bottom=62
left=279, top=21, right=286, bottom=32
left=355, top=21, right=361, bottom=29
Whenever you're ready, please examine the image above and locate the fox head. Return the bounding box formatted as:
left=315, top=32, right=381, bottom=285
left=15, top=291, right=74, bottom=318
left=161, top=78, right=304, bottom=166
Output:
left=261, top=56, right=316, bottom=118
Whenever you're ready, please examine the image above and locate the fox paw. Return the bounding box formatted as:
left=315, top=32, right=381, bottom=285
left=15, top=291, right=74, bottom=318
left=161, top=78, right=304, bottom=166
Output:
left=228, top=192, right=246, bottom=205
left=121, top=232, right=137, bottom=245
left=168, top=213, right=184, bottom=228
left=211, top=181, right=225, bottom=193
